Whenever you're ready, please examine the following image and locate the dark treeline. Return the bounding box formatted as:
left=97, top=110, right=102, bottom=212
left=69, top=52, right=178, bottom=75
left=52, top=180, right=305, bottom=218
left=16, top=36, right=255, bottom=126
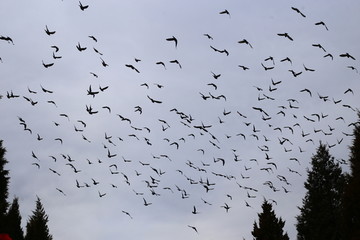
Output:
left=0, top=113, right=359, bottom=240
left=252, top=112, right=360, bottom=240
left=0, top=140, right=52, bottom=240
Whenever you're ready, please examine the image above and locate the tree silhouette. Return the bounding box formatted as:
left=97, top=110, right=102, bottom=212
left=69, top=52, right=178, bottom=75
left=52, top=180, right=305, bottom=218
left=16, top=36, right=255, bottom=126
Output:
left=342, top=112, right=360, bottom=239
left=296, top=142, right=346, bottom=240
left=6, top=197, right=24, bottom=240
left=0, top=140, right=10, bottom=233
left=25, top=197, right=53, bottom=240
left=252, top=199, right=289, bottom=240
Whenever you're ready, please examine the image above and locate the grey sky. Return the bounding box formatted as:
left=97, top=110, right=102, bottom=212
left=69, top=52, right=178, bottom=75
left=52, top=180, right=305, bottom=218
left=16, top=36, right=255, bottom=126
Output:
left=1, top=0, right=359, bottom=239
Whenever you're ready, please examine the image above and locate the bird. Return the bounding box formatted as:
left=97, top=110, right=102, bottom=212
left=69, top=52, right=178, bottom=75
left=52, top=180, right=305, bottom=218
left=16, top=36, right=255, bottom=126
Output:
left=221, top=203, right=231, bottom=212
left=323, top=53, right=333, bottom=60
left=90, top=72, right=98, bottom=78
left=107, top=149, right=117, bottom=158
left=52, top=52, right=62, bottom=59
left=300, top=88, right=312, bottom=97
left=88, top=35, right=97, bottom=42
left=44, top=25, right=56, bottom=35
left=238, top=39, right=253, bottom=48
left=79, top=1, right=89, bottom=11
left=207, top=83, right=217, bottom=90
left=210, top=45, right=229, bottom=56
left=238, top=65, right=250, bottom=70
left=98, top=191, right=106, bottom=198
left=291, top=7, right=306, bottom=17
left=271, top=78, right=282, bottom=86
left=0, top=35, right=14, bottom=44
left=344, top=88, right=354, bottom=95
left=56, top=188, right=66, bottom=196
left=312, top=43, right=326, bottom=52
left=219, top=9, right=231, bottom=17
left=49, top=168, right=61, bottom=176
left=76, top=42, right=87, bottom=51
left=339, top=53, right=356, bottom=60
left=264, top=56, right=275, bottom=65
left=347, top=66, right=358, bottom=73
left=32, top=163, right=40, bottom=169
left=147, top=95, right=162, bottom=104
left=277, top=33, right=293, bottom=41
left=125, top=64, right=140, bottom=73
left=100, top=58, right=108, bottom=67
left=169, top=59, right=182, bottom=68
left=156, top=61, right=166, bottom=69
left=315, top=21, right=329, bottom=30
left=91, top=178, right=100, bottom=185
left=93, top=47, right=103, bottom=55
left=166, top=36, right=178, bottom=48
left=303, top=64, right=315, bottom=72
left=42, top=61, right=54, bottom=68
left=122, top=210, right=133, bottom=219
left=280, top=57, right=292, bottom=65
left=252, top=106, right=269, bottom=116
left=211, top=71, right=221, bottom=79
left=192, top=206, right=199, bottom=214
left=203, top=33, right=213, bottom=40
left=261, top=63, right=274, bottom=71
left=187, top=225, right=198, bottom=233
left=289, top=70, right=302, bottom=77
left=51, top=45, right=59, bottom=52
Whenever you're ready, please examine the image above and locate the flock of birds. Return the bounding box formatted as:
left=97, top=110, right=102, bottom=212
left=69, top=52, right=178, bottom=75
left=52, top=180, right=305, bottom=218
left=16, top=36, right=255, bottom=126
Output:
left=1, top=2, right=359, bottom=238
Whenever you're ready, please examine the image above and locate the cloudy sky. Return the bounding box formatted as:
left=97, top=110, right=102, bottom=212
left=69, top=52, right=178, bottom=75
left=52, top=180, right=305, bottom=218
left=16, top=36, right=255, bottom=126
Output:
left=1, top=0, right=359, bottom=239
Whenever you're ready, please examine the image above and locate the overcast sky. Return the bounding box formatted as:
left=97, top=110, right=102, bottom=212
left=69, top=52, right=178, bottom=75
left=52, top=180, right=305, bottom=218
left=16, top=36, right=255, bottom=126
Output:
left=1, top=0, right=359, bottom=239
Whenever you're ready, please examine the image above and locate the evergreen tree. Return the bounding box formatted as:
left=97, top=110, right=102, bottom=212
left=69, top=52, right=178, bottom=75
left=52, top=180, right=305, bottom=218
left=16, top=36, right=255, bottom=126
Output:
left=296, top=142, right=346, bottom=240
left=0, top=140, right=10, bottom=233
left=342, top=113, right=360, bottom=240
left=25, top=197, right=52, bottom=240
left=6, top=197, right=24, bottom=240
left=252, top=199, right=289, bottom=240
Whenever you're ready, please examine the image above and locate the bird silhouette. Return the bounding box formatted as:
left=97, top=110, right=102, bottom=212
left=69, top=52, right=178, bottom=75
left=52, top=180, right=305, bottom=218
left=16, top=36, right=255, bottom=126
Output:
left=125, top=64, right=140, bottom=73
left=238, top=39, right=253, bottom=48
left=147, top=95, right=162, bottom=104
left=291, top=7, right=306, bottom=17
left=277, top=33, right=293, bottom=41
left=203, top=33, right=213, bottom=40
left=188, top=225, right=198, bottom=233
left=42, top=61, right=54, bottom=68
left=79, top=1, right=89, bottom=11
left=219, top=9, right=231, bottom=17
left=44, top=25, right=56, bottom=35
left=339, top=53, right=356, bottom=60
left=76, top=42, right=87, bottom=52
left=166, top=36, right=178, bottom=48
left=315, top=21, right=329, bottom=31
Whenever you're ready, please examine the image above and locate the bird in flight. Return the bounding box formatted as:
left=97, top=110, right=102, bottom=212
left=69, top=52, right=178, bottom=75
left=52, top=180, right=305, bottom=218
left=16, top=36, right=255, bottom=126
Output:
left=147, top=95, right=162, bottom=104
left=188, top=225, right=198, bottom=233
left=277, top=33, right=293, bottom=41
left=76, top=42, right=87, bottom=51
left=88, top=35, right=97, bottom=42
left=238, top=39, right=253, bottom=48
left=44, top=25, right=56, bottom=35
left=203, top=33, right=213, bottom=40
left=219, top=9, right=231, bottom=18
left=291, top=7, right=306, bottom=17
left=79, top=1, right=89, bottom=11
left=125, top=64, right=140, bottom=73
left=315, top=21, right=329, bottom=31
left=339, top=53, right=356, bottom=60
left=42, top=61, right=54, bottom=68
left=166, top=36, right=178, bottom=48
